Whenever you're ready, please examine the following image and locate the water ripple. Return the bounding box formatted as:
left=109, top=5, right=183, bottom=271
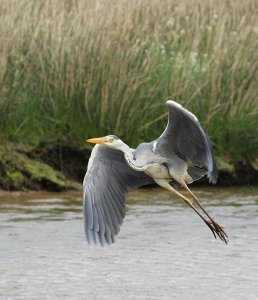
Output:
left=0, top=187, right=258, bottom=300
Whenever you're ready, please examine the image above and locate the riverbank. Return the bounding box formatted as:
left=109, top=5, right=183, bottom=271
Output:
left=0, top=141, right=89, bottom=191
left=0, top=141, right=257, bottom=191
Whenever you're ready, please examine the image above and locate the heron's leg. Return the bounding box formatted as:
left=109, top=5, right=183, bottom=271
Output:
left=178, top=180, right=228, bottom=243
left=179, top=180, right=214, bottom=219
left=155, top=179, right=217, bottom=238
left=154, top=179, right=228, bottom=243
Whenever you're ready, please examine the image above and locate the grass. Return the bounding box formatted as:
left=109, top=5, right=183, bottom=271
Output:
left=0, top=0, right=257, bottom=167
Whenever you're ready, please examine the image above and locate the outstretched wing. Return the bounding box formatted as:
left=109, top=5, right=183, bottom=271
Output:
left=156, top=100, right=217, bottom=183
left=83, top=144, right=153, bottom=246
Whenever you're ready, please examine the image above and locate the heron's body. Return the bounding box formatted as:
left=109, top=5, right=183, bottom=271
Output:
left=83, top=101, right=228, bottom=246
left=134, top=141, right=191, bottom=182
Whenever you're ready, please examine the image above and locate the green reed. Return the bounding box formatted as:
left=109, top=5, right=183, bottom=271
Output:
left=0, top=0, right=257, bottom=166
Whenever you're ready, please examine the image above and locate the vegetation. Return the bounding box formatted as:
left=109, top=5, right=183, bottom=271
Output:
left=0, top=0, right=257, bottom=170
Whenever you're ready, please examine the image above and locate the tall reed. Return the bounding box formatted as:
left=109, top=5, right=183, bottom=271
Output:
left=0, top=0, right=257, bottom=164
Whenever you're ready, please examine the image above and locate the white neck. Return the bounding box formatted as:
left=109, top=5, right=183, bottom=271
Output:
left=118, top=142, right=146, bottom=171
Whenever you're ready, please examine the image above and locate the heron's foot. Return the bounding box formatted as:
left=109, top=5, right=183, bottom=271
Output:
left=205, top=219, right=229, bottom=244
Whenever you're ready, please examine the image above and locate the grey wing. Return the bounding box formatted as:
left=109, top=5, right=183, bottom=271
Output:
left=83, top=144, right=153, bottom=246
left=156, top=100, right=217, bottom=184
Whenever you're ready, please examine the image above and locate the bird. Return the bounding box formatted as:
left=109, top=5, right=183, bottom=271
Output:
left=83, top=100, right=228, bottom=246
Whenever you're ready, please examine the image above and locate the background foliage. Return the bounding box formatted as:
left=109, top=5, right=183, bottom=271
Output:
left=0, top=0, right=257, bottom=166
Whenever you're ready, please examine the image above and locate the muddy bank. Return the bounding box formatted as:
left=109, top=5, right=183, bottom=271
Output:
left=0, top=141, right=257, bottom=191
left=0, top=141, right=90, bottom=191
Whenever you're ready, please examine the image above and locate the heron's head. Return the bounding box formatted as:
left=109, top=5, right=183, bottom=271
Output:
left=86, top=135, right=123, bottom=149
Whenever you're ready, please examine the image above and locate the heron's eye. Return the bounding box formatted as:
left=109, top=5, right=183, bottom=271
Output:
left=109, top=138, right=114, bottom=142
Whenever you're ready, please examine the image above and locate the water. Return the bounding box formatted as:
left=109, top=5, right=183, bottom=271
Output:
left=0, top=187, right=258, bottom=300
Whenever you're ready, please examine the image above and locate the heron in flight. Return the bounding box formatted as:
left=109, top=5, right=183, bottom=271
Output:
left=83, top=100, right=228, bottom=246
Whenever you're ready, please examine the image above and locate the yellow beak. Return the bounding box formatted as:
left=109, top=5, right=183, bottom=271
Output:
left=86, top=137, right=109, bottom=144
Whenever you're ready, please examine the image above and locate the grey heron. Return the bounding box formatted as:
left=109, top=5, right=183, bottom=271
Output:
left=83, top=100, right=228, bottom=246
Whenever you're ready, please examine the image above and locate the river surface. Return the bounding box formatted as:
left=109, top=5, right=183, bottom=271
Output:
left=0, top=187, right=258, bottom=300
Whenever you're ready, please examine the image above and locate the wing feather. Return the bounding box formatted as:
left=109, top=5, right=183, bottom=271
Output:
left=83, top=144, right=153, bottom=246
left=84, top=189, right=94, bottom=230
left=157, top=100, right=217, bottom=183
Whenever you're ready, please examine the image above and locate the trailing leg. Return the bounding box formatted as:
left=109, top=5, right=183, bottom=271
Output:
left=155, top=179, right=228, bottom=244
